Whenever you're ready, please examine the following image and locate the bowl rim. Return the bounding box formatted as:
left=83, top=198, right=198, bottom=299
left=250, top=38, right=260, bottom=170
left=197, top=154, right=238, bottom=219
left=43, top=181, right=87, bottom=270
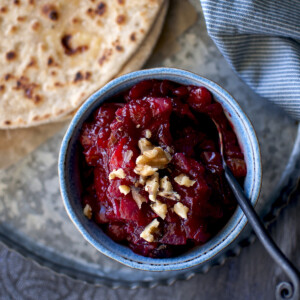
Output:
left=59, top=67, right=262, bottom=271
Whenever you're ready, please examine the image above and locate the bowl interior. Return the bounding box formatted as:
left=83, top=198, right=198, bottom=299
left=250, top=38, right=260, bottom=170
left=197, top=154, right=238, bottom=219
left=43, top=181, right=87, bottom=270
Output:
left=59, top=68, right=261, bottom=271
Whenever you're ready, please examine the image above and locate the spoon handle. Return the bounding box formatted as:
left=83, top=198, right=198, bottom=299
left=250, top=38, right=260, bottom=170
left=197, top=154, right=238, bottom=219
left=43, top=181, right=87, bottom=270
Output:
left=224, top=166, right=300, bottom=300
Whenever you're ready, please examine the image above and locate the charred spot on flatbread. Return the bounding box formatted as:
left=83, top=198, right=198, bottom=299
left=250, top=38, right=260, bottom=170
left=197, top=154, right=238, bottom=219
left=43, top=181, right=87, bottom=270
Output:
left=72, top=17, right=81, bottom=24
left=116, top=14, right=126, bottom=25
left=73, top=71, right=92, bottom=83
left=14, top=76, right=42, bottom=104
left=6, top=51, right=17, bottom=61
left=0, top=7, right=8, bottom=13
left=54, top=82, right=63, bottom=87
left=17, top=16, right=26, bottom=22
left=27, top=58, right=36, bottom=68
left=98, top=48, right=113, bottom=66
left=47, top=56, right=59, bottom=67
left=61, top=34, right=89, bottom=56
left=9, top=25, right=18, bottom=34
left=130, top=32, right=136, bottom=42
left=42, top=4, right=59, bottom=21
left=74, top=72, right=84, bottom=83
left=115, top=45, right=124, bottom=52
left=31, top=21, right=40, bottom=31
left=95, top=2, right=106, bottom=16
left=4, top=74, right=12, bottom=81
left=85, top=72, right=92, bottom=80
left=47, top=57, right=54, bottom=66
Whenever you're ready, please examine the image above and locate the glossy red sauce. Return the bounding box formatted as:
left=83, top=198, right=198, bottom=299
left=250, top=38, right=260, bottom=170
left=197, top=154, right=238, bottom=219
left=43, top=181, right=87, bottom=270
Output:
left=79, top=80, right=247, bottom=258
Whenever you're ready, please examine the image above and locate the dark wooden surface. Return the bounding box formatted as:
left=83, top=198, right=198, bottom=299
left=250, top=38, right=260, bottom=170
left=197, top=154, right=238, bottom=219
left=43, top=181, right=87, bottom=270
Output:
left=0, top=186, right=299, bottom=300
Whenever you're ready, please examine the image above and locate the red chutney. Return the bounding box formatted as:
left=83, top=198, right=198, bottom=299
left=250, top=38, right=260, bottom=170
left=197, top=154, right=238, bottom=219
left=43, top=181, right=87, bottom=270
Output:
left=79, top=80, right=247, bottom=258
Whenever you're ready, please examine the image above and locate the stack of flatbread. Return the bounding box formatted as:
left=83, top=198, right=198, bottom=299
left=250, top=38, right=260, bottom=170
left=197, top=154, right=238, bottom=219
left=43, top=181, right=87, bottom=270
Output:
left=0, top=0, right=169, bottom=129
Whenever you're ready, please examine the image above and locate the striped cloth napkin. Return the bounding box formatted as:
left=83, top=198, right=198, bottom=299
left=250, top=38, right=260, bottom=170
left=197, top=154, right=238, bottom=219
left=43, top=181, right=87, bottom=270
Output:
left=200, top=0, right=300, bottom=120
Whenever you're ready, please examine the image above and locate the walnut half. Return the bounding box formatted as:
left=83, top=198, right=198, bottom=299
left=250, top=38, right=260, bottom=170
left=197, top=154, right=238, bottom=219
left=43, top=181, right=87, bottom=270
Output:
left=134, top=138, right=171, bottom=177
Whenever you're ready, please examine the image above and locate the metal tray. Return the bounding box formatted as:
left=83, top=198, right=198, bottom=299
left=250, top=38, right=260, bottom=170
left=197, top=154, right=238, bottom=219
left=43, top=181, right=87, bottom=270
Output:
left=0, top=0, right=299, bottom=288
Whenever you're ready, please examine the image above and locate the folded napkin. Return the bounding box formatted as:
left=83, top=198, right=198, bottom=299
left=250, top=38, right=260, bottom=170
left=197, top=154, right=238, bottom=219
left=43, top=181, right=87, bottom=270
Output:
left=200, top=0, right=300, bottom=120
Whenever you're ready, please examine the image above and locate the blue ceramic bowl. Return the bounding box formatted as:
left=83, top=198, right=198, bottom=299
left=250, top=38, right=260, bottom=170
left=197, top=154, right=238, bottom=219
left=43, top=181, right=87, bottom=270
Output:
left=59, top=68, right=262, bottom=271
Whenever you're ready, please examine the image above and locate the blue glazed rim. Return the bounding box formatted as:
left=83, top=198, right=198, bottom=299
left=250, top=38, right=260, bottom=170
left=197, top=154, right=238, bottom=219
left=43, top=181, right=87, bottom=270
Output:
left=59, top=67, right=262, bottom=272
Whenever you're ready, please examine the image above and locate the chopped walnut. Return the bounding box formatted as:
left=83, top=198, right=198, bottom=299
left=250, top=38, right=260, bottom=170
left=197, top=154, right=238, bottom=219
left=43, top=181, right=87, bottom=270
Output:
left=174, top=202, right=189, bottom=219
left=151, top=200, right=167, bottom=219
left=131, top=187, right=147, bottom=209
left=136, top=124, right=140, bottom=128
left=145, top=172, right=159, bottom=201
left=139, top=175, right=146, bottom=186
left=119, top=185, right=130, bottom=195
left=134, top=138, right=171, bottom=176
left=135, top=176, right=146, bottom=187
left=138, top=138, right=153, bottom=153
left=83, top=204, right=92, bottom=219
left=109, top=168, right=126, bottom=180
left=137, top=147, right=171, bottom=167
left=140, top=218, right=160, bottom=242
left=134, top=138, right=176, bottom=208
left=134, top=164, right=158, bottom=177
left=158, top=176, right=180, bottom=200
left=158, top=191, right=181, bottom=201
left=145, top=129, right=151, bottom=139
left=174, top=174, right=196, bottom=187
left=160, top=176, right=173, bottom=192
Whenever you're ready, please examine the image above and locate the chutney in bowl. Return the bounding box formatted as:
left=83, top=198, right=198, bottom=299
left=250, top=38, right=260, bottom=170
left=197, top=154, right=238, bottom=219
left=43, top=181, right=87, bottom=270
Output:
left=59, top=68, right=261, bottom=271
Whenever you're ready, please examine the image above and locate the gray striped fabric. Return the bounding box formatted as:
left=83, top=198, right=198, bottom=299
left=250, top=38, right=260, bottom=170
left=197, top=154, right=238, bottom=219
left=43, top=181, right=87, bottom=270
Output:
left=200, top=0, right=300, bottom=120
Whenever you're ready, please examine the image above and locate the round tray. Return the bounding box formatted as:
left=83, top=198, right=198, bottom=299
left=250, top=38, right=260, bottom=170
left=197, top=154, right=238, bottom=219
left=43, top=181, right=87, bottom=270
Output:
left=0, top=0, right=299, bottom=288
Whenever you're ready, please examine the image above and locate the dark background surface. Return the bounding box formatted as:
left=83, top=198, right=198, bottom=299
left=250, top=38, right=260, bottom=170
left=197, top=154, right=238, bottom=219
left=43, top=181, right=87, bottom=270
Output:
left=1, top=186, right=299, bottom=300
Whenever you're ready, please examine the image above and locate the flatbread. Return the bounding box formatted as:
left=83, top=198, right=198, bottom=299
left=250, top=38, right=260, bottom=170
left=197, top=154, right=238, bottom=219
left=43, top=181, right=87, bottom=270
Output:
left=118, top=0, right=169, bottom=76
left=0, top=0, right=164, bottom=128
left=48, top=0, right=169, bottom=122
left=0, top=0, right=169, bottom=170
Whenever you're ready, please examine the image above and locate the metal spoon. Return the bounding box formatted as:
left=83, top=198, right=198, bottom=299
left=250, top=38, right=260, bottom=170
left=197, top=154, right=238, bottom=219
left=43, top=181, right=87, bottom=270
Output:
left=213, top=119, right=300, bottom=300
